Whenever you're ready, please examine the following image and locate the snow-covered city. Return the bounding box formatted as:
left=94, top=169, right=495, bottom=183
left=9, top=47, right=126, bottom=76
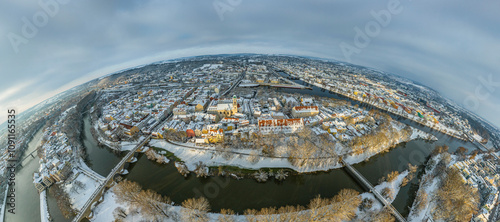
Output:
left=1, top=54, right=499, bottom=222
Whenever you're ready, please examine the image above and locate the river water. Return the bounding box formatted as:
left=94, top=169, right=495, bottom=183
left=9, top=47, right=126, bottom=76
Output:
left=4, top=129, right=43, bottom=222
left=10, top=77, right=479, bottom=221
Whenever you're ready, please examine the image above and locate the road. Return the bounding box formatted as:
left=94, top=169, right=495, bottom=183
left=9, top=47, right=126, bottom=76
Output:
left=220, top=71, right=246, bottom=96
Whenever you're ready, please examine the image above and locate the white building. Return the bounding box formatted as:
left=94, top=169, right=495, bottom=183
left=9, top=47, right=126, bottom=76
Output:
left=258, top=118, right=304, bottom=134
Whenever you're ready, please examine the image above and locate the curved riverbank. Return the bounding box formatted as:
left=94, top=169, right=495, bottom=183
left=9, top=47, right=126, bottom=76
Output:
left=81, top=88, right=479, bottom=218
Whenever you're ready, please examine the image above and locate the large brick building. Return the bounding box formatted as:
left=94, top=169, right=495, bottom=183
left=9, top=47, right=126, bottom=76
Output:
left=258, top=118, right=304, bottom=134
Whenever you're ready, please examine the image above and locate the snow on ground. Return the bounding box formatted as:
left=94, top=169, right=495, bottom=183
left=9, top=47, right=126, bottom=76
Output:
left=340, top=124, right=434, bottom=167
left=150, top=122, right=434, bottom=173
left=410, top=127, right=438, bottom=141
left=90, top=187, right=138, bottom=222
left=151, top=140, right=300, bottom=171
left=120, top=142, right=137, bottom=151
left=374, top=171, right=409, bottom=203
left=472, top=133, right=484, bottom=143
left=355, top=171, right=409, bottom=220
left=199, top=64, right=223, bottom=70
left=407, top=154, right=443, bottom=221
left=120, top=137, right=144, bottom=151
left=40, top=190, right=51, bottom=222
left=64, top=173, right=101, bottom=211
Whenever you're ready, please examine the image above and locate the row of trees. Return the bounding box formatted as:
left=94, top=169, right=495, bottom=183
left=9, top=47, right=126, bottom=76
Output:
left=164, top=129, right=188, bottom=142
left=233, top=189, right=361, bottom=222
left=145, top=149, right=169, bottom=164
left=113, top=180, right=364, bottom=222
left=49, top=184, right=77, bottom=219
left=433, top=166, right=479, bottom=220
left=410, top=146, right=480, bottom=221
left=348, top=116, right=413, bottom=156
left=114, top=180, right=177, bottom=221
left=287, top=128, right=339, bottom=169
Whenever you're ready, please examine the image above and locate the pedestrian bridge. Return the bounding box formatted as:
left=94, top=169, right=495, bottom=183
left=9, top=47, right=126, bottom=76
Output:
left=71, top=134, right=151, bottom=222
left=341, top=159, right=407, bottom=222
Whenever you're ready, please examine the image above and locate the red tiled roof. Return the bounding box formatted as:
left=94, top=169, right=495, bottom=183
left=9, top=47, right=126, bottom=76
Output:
left=258, top=118, right=303, bottom=127
left=293, top=106, right=318, bottom=111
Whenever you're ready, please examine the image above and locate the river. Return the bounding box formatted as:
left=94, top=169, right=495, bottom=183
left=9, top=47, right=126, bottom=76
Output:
left=4, top=128, right=43, bottom=222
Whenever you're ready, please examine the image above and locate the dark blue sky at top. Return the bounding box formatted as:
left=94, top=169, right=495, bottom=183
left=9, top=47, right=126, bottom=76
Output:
left=0, top=0, right=499, bottom=127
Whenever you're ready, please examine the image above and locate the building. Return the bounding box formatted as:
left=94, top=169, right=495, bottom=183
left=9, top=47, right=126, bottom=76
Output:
left=201, top=129, right=224, bottom=143
left=207, top=95, right=238, bottom=118
left=120, top=123, right=139, bottom=136
left=34, top=172, right=54, bottom=193
left=258, top=118, right=304, bottom=134
left=50, top=161, right=72, bottom=182
left=291, top=106, right=319, bottom=118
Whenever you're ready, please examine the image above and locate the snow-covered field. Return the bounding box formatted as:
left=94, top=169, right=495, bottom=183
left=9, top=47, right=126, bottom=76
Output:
left=90, top=187, right=135, bottom=222
left=151, top=139, right=332, bottom=173
left=149, top=123, right=435, bottom=173
left=63, top=173, right=101, bottom=211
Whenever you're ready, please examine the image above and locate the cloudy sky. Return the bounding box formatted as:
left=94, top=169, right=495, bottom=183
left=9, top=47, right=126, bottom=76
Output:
left=1, top=0, right=499, bottom=127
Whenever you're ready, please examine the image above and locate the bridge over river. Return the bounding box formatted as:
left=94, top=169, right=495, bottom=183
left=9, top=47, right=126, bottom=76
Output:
left=342, top=159, right=407, bottom=222
left=71, top=134, right=151, bottom=222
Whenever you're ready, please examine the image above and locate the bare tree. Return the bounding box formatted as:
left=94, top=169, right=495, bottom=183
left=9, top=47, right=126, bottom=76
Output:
left=371, top=208, right=395, bottom=222
left=253, top=170, right=269, bottom=182
left=114, top=180, right=174, bottom=220
left=114, top=180, right=143, bottom=206
left=181, top=197, right=211, bottom=222
left=385, top=171, right=399, bottom=182
left=139, top=189, right=173, bottom=219
left=70, top=180, right=86, bottom=194
left=433, top=167, right=479, bottom=221
left=244, top=209, right=259, bottom=222
left=217, top=209, right=235, bottom=222
left=248, top=150, right=260, bottom=164
left=112, top=207, right=128, bottom=221
left=381, top=187, right=395, bottom=200
left=194, top=161, right=209, bottom=178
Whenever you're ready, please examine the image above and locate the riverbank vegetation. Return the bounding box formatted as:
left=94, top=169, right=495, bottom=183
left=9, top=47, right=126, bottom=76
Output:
left=49, top=184, right=77, bottom=219
left=408, top=146, right=480, bottom=221
left=114, top=180, right=176, bottom=221
left=112, top=179, right=363, bottom=222
left=97, top=164, right=418, bottom=221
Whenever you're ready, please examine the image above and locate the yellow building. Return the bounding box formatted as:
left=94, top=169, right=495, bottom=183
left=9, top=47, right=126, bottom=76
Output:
left=207, top=96, right=238, bottom=118
left=202, top=129, right=224, bottom=143
left=195, top=104, right=204, bottom=112
left=291, top=106, right=319, bottom=118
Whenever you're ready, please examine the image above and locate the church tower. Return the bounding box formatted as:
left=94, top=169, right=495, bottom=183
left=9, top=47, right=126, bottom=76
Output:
left=232, top=95, right=237, bottom=114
